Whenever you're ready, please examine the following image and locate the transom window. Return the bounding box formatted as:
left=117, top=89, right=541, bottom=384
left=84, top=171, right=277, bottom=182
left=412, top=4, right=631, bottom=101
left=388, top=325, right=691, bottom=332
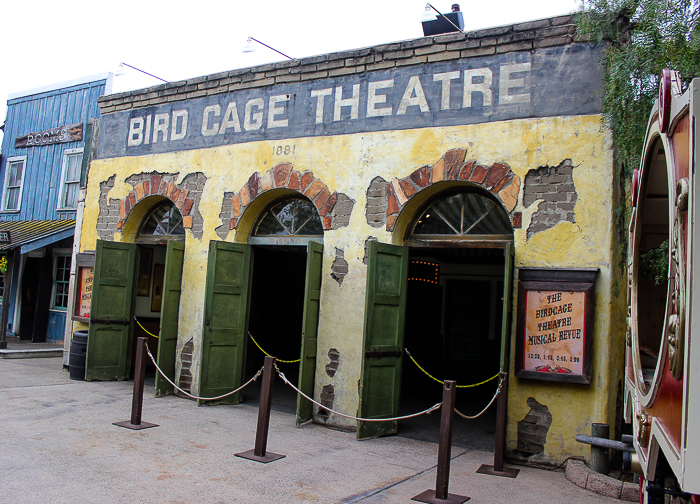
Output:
left=410, top=191, right=513, bottom=240
left=137, top=201, right=185, bottom=242
left=251, top=197, right=323, bottom=245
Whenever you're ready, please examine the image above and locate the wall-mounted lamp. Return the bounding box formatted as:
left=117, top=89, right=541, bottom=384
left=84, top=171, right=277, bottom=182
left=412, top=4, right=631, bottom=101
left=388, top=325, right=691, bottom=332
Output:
left=115, top=62, right=168, bottom=83
left=242, top=36, right=294, bottom=60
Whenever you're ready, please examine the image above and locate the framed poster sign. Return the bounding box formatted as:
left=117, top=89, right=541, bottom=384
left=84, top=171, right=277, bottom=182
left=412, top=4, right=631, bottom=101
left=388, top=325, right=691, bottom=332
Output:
left=515, top=268, right=597, bottom=385
left=72, top=252, right=95, bottom=322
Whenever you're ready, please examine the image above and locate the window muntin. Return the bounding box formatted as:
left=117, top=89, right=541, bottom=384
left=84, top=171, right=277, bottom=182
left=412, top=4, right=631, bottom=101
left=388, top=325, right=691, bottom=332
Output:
left=59, top=149, right=83, bottom=209
left=3, top=157, right=26, bottom=212
left=411, top=191, right=513, bottom=238
left=254, top=198, right=323, bottom=237
left=137, top=201, right=185, bottom=242
left=53, top=255, right=72, bottom=310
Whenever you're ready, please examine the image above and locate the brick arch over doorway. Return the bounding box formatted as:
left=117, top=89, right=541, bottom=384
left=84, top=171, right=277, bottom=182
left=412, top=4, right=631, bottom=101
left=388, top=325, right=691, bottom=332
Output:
left=216, top=162, right=355, bottom=239
left=96, top=171, right=206, bottom=240
left=381, top=148, right=522, bottom=231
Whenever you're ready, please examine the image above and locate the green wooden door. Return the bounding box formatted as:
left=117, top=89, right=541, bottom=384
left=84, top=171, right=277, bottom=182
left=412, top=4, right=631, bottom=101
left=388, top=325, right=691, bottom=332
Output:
left=357, top=241, right=409, bottom=439
left=85, top=240, right=137, bottom=381
left=296, top=241, right=323, bottom=425
left=500, top=242, right=515, bottom=371
left=155, top=240, right=185, bottom=397
left=198, top=241, right=252, bottom=405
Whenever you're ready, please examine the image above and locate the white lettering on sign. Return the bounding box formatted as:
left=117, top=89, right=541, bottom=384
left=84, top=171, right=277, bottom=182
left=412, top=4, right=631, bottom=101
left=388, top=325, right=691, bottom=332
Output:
left=433, top=71, right=460, bottom=110
left=310, top=88, right=332, bottom=124
left=334, top=84, right=360, bottom=121
left=220, top=102, right=241, bottom=134
left=202, top=105, right=220, bottom=136
left=244, top=98, right=264, bottom=131
left=268, top=95, right=290, bottom=128
left=397, top=75, right=430, bottom=115
left=499, top=62, right=531, bottom=104
left=171, top=110, right=188, bottom=140
left=367, top=79, right=394, bottom=117
left=463, top=68, right=493, bottom=107
left=123, top=63, right=537, bottom=148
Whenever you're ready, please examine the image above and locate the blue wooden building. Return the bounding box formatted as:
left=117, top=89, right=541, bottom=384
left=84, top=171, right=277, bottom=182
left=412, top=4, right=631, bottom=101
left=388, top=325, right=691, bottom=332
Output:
left=0, top=74, right=112, bottom=345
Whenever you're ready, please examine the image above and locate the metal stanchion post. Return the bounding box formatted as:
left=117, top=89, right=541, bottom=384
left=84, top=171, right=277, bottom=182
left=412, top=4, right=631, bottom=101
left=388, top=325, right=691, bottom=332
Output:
left=412, top=380, right=470, bottom=504
left=114, top=337, right=159, bottom=430
left=235, top=355, right=285, bottom=463
left=476, top=372, right=519, bottom=478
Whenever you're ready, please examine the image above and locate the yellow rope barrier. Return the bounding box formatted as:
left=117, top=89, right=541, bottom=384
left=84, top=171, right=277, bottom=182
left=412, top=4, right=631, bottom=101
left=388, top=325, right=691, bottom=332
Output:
left=248, top=332, right=300, bottom=364
left=405, top=349, right=499, bottom=388
left=134, top=317, right=159, bottom=338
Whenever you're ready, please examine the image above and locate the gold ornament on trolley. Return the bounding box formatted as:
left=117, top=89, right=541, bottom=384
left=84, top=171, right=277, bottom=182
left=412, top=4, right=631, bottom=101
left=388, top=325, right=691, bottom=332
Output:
left=668, top=177, right=688, bottom=380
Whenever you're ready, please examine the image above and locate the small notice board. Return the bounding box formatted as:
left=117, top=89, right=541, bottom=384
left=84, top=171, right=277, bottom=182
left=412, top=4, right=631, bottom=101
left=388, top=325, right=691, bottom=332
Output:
left=515, top=268, right=597, bottom=385
left=72, top=253, right=95, bottom=322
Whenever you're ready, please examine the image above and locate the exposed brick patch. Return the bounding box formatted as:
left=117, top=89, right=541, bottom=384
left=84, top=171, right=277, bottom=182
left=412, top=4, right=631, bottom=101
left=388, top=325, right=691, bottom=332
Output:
left=383, top=148, right=521, bottom=231
left=366, top=176, right=387, bottom=228
left=325, top=348, right=340, bottom=377
left=96, top=175, right=118, bottom=241
left=116, top=171, right=207, bottom=239
left=177, top=339, right=194, bottom=395
left=317, top=384, right=335, bottom=420
left=522, top=159, right=577, bottom=239
left=516, top=397, right=552, bottom=457
left=217, top=162, right=354, bottom=236
left=331, top=193, right=354, bottom=229
left=330, top=248, right=349, bottom=286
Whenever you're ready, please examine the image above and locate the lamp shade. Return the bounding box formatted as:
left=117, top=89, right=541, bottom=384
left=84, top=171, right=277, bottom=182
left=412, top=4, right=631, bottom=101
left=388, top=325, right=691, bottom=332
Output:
left=242, top=36, right=256, bottom=53
left=420, top=2, right=437, bottom=22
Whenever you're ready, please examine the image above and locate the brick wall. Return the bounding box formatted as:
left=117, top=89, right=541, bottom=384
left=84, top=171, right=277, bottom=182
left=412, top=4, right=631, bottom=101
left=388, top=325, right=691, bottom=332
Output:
left=98, top=15, right=582, bottom=114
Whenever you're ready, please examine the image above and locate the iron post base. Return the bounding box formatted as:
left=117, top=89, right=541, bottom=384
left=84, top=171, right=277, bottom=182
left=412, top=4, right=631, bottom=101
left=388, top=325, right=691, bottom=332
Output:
left=113, top=421, right=159, bottom=430
left=235, top=449, right=285, bottom=464
left=411, top=490, right=470, bottom=503
left=476, top=464, right=520, bottom=478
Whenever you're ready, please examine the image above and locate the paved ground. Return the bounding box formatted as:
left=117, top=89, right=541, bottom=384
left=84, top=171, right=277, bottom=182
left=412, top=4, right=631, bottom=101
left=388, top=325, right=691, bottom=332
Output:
left=0, top=358, right=620, bottom=504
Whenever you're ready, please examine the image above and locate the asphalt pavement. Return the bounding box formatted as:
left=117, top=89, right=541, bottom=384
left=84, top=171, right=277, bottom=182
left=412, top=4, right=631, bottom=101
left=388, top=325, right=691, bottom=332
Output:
left=0, top=357, right=620, bottom=504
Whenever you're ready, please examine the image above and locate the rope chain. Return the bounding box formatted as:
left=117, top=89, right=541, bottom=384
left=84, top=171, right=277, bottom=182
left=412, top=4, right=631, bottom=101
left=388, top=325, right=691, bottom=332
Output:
left=453, top=374, right=505, bottom=420
left=248, top=331, right=300, bottom=363
left=274, top=364, right=441, bottom=422
left=405, top=348, right=499, bottom=388
left=135, top=317, right=159, bottom=338
left=145, top=344, right=262, bottom=401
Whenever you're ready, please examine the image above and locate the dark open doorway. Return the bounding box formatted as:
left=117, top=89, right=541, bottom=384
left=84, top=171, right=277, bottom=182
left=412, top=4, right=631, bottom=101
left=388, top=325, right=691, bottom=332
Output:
left=244, top=246, right=307, bottom=412
left=398, top=247, right=505, bottom=450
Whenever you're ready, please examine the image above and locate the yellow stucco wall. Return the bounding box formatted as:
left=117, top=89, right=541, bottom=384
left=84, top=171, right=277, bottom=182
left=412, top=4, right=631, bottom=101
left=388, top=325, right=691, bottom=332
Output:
left=77, top=113, right=621, bottom=464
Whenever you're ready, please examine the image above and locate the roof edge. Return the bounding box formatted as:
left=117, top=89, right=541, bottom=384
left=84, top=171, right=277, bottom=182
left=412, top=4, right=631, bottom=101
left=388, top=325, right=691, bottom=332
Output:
left=8, top=73, right=114, bottom=102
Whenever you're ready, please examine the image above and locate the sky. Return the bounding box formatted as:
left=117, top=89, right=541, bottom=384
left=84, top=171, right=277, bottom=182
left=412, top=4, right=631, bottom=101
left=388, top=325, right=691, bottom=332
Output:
left=0, top=0, right=580, bottom=144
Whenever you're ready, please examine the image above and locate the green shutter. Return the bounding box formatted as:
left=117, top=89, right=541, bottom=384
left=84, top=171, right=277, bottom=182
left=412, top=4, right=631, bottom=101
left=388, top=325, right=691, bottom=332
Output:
left=296, top=241, right=323, bottom=425
left=198, top=241, right=252, bottom=405
left=500, top=242, right=514, bottom=371
left=85, top=240, right=137, bottom=381
left=154, top=240, right=185, bottom=397
left=357, top=241, right=408, bottom=439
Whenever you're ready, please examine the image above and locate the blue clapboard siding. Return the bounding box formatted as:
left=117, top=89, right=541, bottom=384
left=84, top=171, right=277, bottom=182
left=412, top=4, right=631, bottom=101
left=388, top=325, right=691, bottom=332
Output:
left=46, top=311, right=66, bottom=342
left=0, top=78, right=107, bottom=222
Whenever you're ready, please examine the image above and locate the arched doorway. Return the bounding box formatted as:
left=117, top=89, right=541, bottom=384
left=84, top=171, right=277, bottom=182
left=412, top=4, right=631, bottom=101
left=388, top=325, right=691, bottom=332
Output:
left=357, top=186, right=514, bottom=444
left=85, top=198, right=185, bottom=394
left=198, top=195, right=323, bottom=425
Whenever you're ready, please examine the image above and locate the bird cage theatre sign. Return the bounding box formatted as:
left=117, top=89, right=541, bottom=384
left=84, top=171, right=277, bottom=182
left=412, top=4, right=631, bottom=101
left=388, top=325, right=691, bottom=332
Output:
left=515, top=268, right=597, bottom=384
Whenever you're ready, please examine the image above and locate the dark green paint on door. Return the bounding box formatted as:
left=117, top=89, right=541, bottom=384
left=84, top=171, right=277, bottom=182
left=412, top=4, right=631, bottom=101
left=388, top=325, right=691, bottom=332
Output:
left=357, top=241, right=408, bottom=439
left=155, top=240, right=185, bottom=397
left=85, top=240, right=137, bottom=381
left=198, top=241, right=252, bottom=405
left=296, top=241, right=323, bottom=425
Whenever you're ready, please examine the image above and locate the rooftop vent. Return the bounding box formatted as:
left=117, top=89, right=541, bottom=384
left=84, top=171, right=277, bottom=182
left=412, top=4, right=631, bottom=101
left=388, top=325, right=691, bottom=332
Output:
left=421, top=4, right=464, bottom=36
